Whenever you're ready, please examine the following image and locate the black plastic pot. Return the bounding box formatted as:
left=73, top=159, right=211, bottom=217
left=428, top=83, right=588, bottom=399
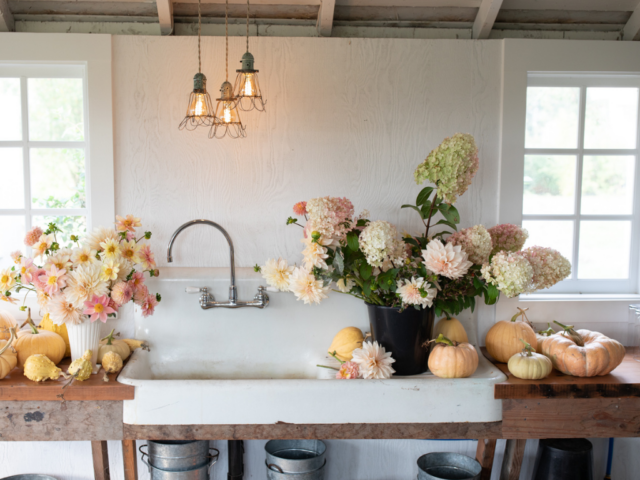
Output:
left=366, top=303, right=435, bottom=376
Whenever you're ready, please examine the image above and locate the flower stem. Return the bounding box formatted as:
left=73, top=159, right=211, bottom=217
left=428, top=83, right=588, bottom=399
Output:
left=328, top=350, right=345, bottom=364
left=424, top=189, right=438, bottom=239
left=316, top=364, right=339, bottom=371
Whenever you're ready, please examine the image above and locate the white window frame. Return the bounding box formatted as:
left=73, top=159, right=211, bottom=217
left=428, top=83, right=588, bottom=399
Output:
left=0, top=33, right=115, bottom=231
left=500, top=40, right=640, bottom=299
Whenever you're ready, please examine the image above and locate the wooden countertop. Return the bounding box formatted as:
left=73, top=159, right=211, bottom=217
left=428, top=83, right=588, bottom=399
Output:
left=0, top=359, right=135, bottom=401
left=482, top=347, right=640, bottom=400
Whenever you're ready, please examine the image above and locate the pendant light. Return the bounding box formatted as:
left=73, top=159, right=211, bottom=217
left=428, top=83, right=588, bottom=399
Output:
left=209, top=0, right=246, bottom=139
left=179, top=0, right=215, bottom=131
left=232, top=0, right=266, bottom=112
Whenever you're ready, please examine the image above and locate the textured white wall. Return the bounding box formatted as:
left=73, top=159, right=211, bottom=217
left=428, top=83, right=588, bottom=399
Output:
left=1, top=35, right=639, bottom=480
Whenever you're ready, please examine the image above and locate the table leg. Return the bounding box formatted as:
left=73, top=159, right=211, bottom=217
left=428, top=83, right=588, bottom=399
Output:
left=500, top=439, right=526, bottom=480
left=476, top=438, right=497, bottom=480
left=122, top=440, right=138, bottom=480
left=91, top=441, right=110, bottom=480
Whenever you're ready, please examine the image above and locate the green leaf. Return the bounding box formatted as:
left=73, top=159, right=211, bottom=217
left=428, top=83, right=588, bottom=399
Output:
left=363, top=280, right=372, bottom=296
left=333, top=251, right=344, bottom=275
left=416, top=187, right=434, bottom=206
left=420, top=201, right=433, bottom=219
left=360, top=263, right=372, bottom=280
left=434, top=219, right=457, bottom=230
left=473, top=277, right=484, bottom=290
left=484, top=283, right=500, bottom=305
left=356, top=219, right=369, bottom=227
left=401, top=204, right=424, bottom=219
left=404, top=237, right=419, bottom=247
left=347, top=231, right=359, bottom=252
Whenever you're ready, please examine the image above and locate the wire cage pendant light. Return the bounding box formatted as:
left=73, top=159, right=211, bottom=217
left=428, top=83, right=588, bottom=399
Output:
left=179, top=0, right=216, bottom=130
left=210, top=0, right=246, bottom=139
left=232, top=0, right=266, bottom=112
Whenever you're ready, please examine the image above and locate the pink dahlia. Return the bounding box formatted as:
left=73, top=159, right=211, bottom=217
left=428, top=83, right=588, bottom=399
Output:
left=24, top=226, right=44, bottom=247
left=18, top=258, right=37, bottom=284
left=138, top=244, right=156, bottom=270
left=83, top=294, right=115, bottom=323
left=111, top=281, right=133, bottom=306
left=132, top=283, right=149, bottom=305
left=31, top=268, right=47, bottom=289
left=488, top=224, right=528, bottom=256
left=39, top=266, right=67, bottom=295
left=336, top=361, right=359, bottom=379
left=140, top=294, right=158, bottom=318
left=115, top=214, right=141, bottom=233
left=293, top=201, right=307, bottom=216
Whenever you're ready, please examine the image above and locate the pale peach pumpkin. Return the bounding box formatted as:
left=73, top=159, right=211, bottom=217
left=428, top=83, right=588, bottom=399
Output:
left=428, top=334, right=479, bottom=379
left=485, top=308, right=537, bottom=363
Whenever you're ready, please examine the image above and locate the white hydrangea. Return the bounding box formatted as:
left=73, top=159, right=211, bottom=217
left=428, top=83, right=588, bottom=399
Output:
left=358, top=221, right=407, bottom=269
left=481, top=251, right=534, bottom=298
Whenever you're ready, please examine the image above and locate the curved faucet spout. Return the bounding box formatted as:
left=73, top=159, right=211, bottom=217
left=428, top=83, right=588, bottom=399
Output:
left=167, top=219, right=237, bottom=303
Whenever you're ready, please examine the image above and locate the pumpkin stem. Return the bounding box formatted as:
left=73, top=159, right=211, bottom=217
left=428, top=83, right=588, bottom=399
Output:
left=101, top=329, right=116, bottom=346
left=328, top=350, right=345, bottom=365
left=510, top=307, right=529, bottom=323
left=434, top=333, right=455, bottom=346
left=519, top=338, right=536, bottom=356
left=553, top=320, right=584, bottom=347
left=0, top=327, right=16, bottom=356
left=25, top=308, right=39, bottom=335
left=538, top=324, right=556, bottom=336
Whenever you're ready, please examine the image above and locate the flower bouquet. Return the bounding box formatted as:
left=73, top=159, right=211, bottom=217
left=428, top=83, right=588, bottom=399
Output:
left=261, top=133, right=571, bottom=376
left=1, top=214, right=161, bottom=368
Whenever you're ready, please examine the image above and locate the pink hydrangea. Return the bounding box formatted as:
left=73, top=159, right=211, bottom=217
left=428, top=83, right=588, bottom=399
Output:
left=522, top=246, right=571, bottom=291
left=447, top=225, right=492, bottom=265
left=488, top=224, right=528, bottom=256
left=293, top=201, right=307, bottom=216
left=336, top=361, right=359, bottom=379
left=24, top=227, right=44, bottom=247
left=305, top=196, right=355, bottom=241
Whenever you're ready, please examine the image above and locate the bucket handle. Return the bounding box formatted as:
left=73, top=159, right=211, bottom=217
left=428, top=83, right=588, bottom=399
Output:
left=139, top=445, right=151, bottom=473
left=266, top=459, right=326, bottom=474
left=139, top=444, right=220, bottom=474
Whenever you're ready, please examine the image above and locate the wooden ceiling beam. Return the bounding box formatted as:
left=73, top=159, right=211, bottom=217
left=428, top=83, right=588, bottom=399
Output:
left=156, top=0, right=173, bottom=34
left=0, top=0, right=15, bottom=32
left=317, top=0, right=335, bottom=35
left=472, top=0, right=503, bottom=38
left=502, top=0, right=640, bottom=12
left=622, top=3, right=640, bottom=40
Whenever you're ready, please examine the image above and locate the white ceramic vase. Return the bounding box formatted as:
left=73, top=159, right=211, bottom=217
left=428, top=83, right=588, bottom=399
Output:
left=66, top=318, right=101, bottom=372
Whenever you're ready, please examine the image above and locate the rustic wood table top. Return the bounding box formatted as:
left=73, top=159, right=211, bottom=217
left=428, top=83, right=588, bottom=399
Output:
left=0, top=359, right=135, bottom=401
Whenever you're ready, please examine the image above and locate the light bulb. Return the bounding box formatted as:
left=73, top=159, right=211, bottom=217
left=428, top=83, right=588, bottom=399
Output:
left=244, top=75, right=253, bottom=96
left=223, top=104, right=232, bottom=123
left=194, top=94, right=206, bottom=116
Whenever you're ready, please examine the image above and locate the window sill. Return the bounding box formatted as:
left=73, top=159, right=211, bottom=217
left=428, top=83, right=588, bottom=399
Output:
left=519, top=293, right=640, bottom=303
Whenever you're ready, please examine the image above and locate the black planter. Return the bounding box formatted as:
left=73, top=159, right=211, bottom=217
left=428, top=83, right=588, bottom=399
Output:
left=366, top=303, right=435, bottom=376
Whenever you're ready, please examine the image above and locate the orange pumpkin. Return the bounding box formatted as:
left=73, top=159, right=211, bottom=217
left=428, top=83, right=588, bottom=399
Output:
left=13, top=312, right=66, bottom=368
left=485, top=308, right=537, bottom=363
left=539, top=321, right=625, bottom=377
left=0, top=310, right=18, bottom=342
left=428, top=334, right=479, bottom=379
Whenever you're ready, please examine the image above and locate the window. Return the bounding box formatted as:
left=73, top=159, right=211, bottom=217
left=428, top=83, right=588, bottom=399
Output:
left=521, top=74, right=640, bottom=294
left=0, top=65, right=89, bottom=266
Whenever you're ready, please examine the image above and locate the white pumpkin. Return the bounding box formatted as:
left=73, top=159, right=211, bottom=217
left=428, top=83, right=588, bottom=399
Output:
left=507, top=340, right=552, bottom=380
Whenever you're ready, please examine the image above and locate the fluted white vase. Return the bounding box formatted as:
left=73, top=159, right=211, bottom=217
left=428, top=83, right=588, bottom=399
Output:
left=66, top=318, right=101, bottom=372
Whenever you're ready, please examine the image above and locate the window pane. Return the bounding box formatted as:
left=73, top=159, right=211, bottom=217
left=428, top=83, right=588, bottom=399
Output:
left=0, top=78, right=21, bottom=141
left=523, top=155, right=576, bottom=215
left=28, top=78, right=84, bottom=141
left=581, top=156, right=635, bottom=215
left=30, top=148, right=85, bottom=209
left=578, top=221, right=631, bottom=279
left=0, top=148, right=25, bottom=209
left=584, top=88, right=638, bottom=149
left=0, top=216, right=26, bottom=269
left=32, top=215, right=86, bottom=250
left=525, top=87, right=580, bottom=149
left=522, top=220, right=574, bottom=265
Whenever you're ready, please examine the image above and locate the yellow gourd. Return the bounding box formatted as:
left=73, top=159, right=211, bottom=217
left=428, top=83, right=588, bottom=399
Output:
left=327, top=327, right=364, bottom=361
left=102, top=351, right=123, bottom=374
left=122, top=338, right=150, bottom=352
left=485, top=308, right=537, bottom=363
left=433, top=317, right=468, bottom=344
left=14, top=310, right=66, bottom=368
left=427, top=334, right=479, bottom=379
left=39, top=313, right=71, bottom=357
left=0, top=327, right=18, bottom=379
left=24, top=354, right=62, bottom=382
left=98, top=329, right=130, bottom=363
left=68, top=350, right=93, bottom=381
left=507, top=340, right=552, bottom=380
left=0, top=310, right=18, bottom=341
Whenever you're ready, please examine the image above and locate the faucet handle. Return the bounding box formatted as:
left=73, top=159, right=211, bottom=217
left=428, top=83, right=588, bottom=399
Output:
left=186, top=286, right=207, bottom=294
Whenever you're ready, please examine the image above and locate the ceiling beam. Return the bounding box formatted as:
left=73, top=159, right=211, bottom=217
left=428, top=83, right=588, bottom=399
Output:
left=472, top=0, right=503, bottom=39
left=622, top=3, right=640, bottom=40
left=156, top=0, right=173, bottom=35
left=0, top=0, right=15, bottom=32
left=316, top=0, right=336, bottom=35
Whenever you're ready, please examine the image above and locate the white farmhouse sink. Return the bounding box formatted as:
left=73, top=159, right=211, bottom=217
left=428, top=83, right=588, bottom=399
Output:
left=119, top=268, right=506, bottom=425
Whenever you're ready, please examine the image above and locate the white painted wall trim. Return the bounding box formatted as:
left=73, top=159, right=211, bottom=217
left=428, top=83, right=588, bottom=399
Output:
left=0, top=33, right=115, bottom=229
left=623, top=3, right=640, bottom=41
left=316, top=0, right=336, bottom=36
left=0, top=0, right=14, bottom=32
left=472, top=0, right=503, bottom=39
left=156, top=0, right=174, bottom=35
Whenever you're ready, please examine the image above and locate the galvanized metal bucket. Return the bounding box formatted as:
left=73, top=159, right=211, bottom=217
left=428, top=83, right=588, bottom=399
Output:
left=1, top=476, right=57, bottom=480
left=417, top=452, right=481, bottom=480
left=143, top=461, right=217, bottom=480
left=266, top=460, right=326, bottom=480
left=265, top=440, right=326, bottom=474
left=140, top=441, right=217, bottom=471
left=140, top=443, right=219, bottom=478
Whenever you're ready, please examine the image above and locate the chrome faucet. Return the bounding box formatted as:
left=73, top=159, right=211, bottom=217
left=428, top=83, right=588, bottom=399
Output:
left=166, top=219, right=269, bottom=309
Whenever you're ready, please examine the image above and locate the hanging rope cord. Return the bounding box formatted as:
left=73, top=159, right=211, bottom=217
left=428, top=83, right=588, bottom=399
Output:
left=246, top=0, right=250, bottom=53
left=198, top=0, right=202, bottom=73
left=225, top=0, right=229, bottom=81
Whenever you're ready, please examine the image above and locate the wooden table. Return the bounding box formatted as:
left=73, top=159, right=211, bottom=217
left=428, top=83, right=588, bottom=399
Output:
left=0, top=359, right=136, bottom=480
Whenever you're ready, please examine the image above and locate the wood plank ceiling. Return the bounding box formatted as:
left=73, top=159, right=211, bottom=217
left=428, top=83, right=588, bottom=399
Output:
left=2, top=0, right=640, bottom=38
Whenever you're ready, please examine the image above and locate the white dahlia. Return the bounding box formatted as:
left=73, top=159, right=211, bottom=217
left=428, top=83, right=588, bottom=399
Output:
left=288, top=267, right=329, bottom=305
left=396, top=276, right=437, bottom=309
left=422, top=239, right=472, bottom=280
left=85, top=226, right=120, bottom=253
left=48, top=293, right=83, bottom=326
left=71, top=246, right=99, bottom=267
left=65, top=264, right=109, bottom=308
left=301, top=236, right=330, bottom=270
left=351, top=341, right=396, bottom=379
left=261, top=258, right=294, bottom=292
